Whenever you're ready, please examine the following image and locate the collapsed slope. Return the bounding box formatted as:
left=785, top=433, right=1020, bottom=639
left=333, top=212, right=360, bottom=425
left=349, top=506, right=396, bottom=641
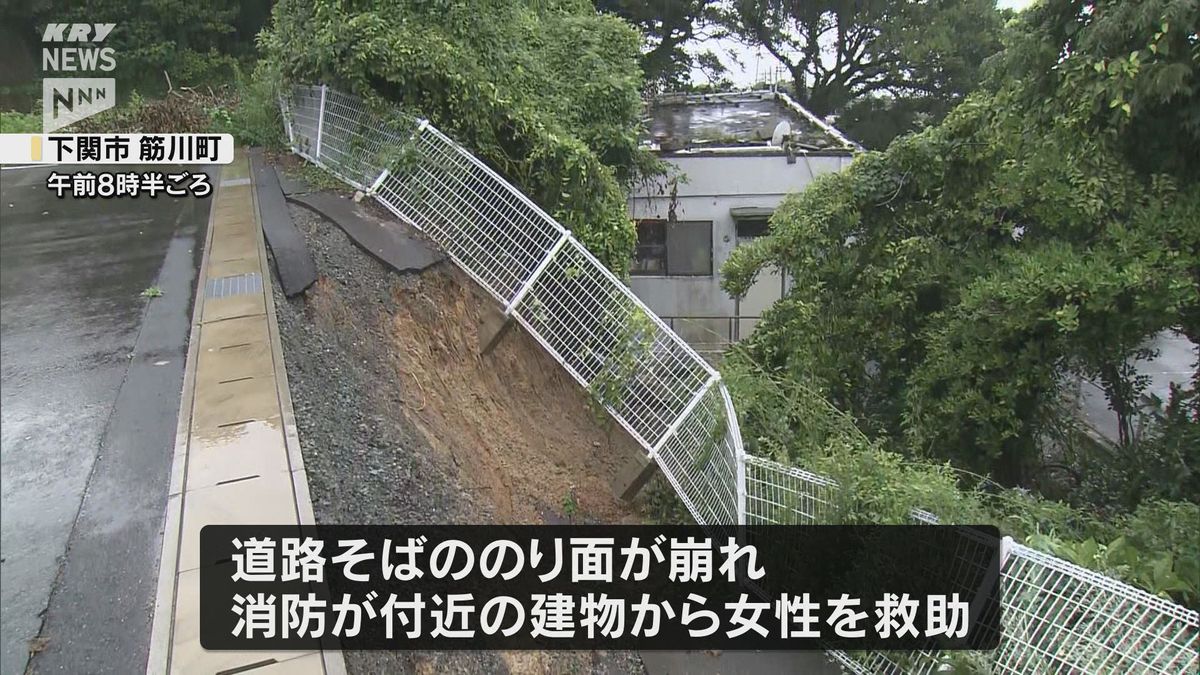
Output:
left=273, top=196, right=646, bottom=673
left=275, top=193, right=646, bottom=526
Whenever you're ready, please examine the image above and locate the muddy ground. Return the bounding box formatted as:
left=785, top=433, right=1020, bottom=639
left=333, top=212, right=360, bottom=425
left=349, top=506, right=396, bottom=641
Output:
left=271, top=199, right=646, bottom=674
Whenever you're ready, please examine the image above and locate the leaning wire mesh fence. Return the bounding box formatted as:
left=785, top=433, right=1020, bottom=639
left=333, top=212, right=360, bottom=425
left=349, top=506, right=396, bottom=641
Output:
left=281, top=85, right=741, bottom=527
left=743, top=454, right=837, bottom=525
left=774, top=457, right=1199, bottom=674
left=282, top=84, right=1199, bottom=673
left=830, top=542, right=1200, bottom=675
left=994, top=544, right=1198, bottom=674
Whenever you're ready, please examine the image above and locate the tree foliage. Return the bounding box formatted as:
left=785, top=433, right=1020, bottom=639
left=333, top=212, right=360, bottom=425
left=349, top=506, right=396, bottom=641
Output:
left=724, top=0, right=1005, bottom=146
left=722, top=0, right=1200, bottom=491
left=4, top=0, right=272, bottom=94
left=596, top=0, right=721, bottom=90
left=722, top=351, right=1200, bottom=607
left=259, top=0, right=651, bottom=270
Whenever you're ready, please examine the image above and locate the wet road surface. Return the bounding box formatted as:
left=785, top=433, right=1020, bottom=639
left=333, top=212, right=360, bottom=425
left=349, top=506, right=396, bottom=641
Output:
left=0, top=166, right=209, bottom=674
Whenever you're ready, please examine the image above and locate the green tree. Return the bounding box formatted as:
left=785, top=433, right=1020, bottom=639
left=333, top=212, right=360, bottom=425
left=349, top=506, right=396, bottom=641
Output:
left=260, top=0, right=650, bottom=270
left=724, top=0, right=1005, bottom=147
left=3, top=0, right=272, bottom=94
left=722, top=0, right=1200, bottom=489
left=596, top=0, right=721, bottom=90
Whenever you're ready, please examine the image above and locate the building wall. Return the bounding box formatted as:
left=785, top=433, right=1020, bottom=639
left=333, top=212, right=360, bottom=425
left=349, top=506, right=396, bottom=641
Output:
left=628, top=152, right=853, bottom=350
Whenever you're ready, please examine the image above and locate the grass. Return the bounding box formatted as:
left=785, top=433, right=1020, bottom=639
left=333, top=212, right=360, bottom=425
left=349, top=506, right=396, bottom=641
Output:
left=561, top=487, right=579, bottom=520
left=282, top=162, right=347, bottom=191
left=141, top=286, right=163, bottom=298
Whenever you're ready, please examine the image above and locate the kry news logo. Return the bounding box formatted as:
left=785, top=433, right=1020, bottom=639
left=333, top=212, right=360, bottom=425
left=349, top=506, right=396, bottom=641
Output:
left=42, top=23, right=118, bottom=132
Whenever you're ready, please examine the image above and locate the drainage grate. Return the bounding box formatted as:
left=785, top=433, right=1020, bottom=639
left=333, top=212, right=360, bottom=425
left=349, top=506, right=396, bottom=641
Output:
left=206, top=273, right=262, bottom=298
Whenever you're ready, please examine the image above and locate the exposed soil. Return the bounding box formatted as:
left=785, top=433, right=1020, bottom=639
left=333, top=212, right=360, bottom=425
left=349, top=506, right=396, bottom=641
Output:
left=271, top=198, right=645, bottom=674
left=379, top=264, right=645, bottom=524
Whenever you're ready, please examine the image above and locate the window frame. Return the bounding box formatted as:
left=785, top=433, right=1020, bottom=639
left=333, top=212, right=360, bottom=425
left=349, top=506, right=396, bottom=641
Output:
left=631, top=218, right=714, bottom=277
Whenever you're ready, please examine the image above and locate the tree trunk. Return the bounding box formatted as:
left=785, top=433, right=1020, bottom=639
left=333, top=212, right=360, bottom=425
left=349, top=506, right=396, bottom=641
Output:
left=995, top=443, right=1028, bottom=487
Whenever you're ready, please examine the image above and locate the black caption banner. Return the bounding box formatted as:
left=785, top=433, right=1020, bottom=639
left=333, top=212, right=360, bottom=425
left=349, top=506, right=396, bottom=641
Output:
left=199, top=525, right=1001, bottom=651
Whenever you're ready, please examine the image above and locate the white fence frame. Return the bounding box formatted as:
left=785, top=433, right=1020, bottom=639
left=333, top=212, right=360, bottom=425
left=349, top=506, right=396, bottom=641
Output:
left=281, top=84, right=1197, bottom=674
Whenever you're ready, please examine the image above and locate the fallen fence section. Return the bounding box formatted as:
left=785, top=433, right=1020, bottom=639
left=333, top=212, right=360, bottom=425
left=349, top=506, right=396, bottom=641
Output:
left=282, top=84, right=1198, bottom=674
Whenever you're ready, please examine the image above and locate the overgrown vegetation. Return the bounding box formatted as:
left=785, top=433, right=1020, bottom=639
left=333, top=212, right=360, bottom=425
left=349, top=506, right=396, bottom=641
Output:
left=3, top=1, right=279, bottom=145
left=724, top=0, right=1006, bottom=146
left=5, top=1, right=271, bottom=97
left=257, top=0, right=654, bottom=271
left=0, top=111, right=40, bottom=133
left=599, top=0, right=1009, bottom=147
left=46, top=63, right=284, bottom=149
left=722, top=0, right=1199, bottom=606
left=724, top=351, right=1200, bottom=608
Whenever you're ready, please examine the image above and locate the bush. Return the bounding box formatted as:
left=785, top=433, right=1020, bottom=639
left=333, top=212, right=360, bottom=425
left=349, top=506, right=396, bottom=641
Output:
left=68, top=91, right=210, bottom=134
left=722, top=348, right=1200, bottom=608
left=0, top=111, right=40, bottom=133
left=58, top=69, right=284, bottom=149
left=205, top=66, right=285, bottom=148
left=1070, top=380, right=1200, bottom=510
left=257, top=0, right=651, bottom=271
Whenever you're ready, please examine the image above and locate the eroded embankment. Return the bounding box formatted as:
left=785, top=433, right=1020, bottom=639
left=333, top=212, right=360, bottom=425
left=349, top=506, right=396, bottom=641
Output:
left=272, top=198, right=645, bottom=674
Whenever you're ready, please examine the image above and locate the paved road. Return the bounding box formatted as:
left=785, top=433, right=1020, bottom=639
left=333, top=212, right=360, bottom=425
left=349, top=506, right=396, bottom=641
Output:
left=1078, top=330, right=1197, bottom=442
left=0, top=166, right=209, bottom=674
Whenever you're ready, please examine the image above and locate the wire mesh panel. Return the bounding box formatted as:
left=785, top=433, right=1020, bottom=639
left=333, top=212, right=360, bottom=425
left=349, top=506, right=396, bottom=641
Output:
left=833, top=542, right=1200, bottom=675
left=375, top=125, right=567, bottom=303
left=286, top=85, right=323, bottom=160
left=995, top=544, right=1199, bottom=674
left=651, top=382, right=741, bottom=525
left=743, top=455, right=836, bottom=525
left=511, top=237, right=715, bottom=449
left=829, top=649, right=945, bottom=675
left=314, top=89, right=416, bottom=189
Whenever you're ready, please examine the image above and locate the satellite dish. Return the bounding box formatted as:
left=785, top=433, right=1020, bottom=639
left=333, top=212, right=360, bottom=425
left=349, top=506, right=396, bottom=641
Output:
left=770, top=120, right=791, bottom=146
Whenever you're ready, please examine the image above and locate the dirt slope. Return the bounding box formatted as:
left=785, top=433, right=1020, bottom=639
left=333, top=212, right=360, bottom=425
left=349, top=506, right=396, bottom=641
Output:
left=378, top=263, right=645, bottom=524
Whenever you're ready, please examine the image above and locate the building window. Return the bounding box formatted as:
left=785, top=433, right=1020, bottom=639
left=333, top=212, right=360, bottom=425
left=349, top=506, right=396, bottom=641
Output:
left=632, top=219, right=713, bottom=276
left=632, top=220, right=667, bottom=275
left=735, top=217, right=770, bottom=240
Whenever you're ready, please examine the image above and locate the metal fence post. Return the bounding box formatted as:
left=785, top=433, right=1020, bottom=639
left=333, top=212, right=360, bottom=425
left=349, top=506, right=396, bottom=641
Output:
left=315, top=84, right=327, bottom=159
left=368, top=169, right=391, bottom=195
left=279, top=96, right=295, bottom=151
left=735, top=438, right=748, bottom=526
left=717, top=385, right=748, bottom=525
left=504, top=231, right=570, bottom=316
left=649, top=373, right=720, bottom=459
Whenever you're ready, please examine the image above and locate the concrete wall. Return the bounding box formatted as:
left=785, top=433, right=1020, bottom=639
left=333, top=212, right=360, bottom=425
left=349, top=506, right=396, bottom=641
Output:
left=628, top=152, right=853, bottom=349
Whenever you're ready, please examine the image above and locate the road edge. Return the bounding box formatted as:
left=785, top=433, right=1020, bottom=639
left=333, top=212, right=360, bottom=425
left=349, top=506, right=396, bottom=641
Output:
left=144, top=168, right=219, bottom=675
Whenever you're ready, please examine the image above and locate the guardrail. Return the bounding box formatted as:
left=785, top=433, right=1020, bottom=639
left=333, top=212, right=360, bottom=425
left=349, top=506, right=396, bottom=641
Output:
left=281, top=84, right=1197, bottom=674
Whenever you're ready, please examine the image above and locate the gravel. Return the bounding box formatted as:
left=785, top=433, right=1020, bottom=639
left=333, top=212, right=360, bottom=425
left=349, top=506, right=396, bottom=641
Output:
left=272, top=203, right=474, bottom=526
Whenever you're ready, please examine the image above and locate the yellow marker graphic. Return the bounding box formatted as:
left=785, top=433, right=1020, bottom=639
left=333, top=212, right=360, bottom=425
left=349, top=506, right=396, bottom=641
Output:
left=30, top=135, right=42, bottom=161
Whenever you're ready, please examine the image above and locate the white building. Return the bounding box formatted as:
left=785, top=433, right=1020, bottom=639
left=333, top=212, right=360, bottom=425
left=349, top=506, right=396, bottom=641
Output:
left=628, top=90, right=858, bottom=358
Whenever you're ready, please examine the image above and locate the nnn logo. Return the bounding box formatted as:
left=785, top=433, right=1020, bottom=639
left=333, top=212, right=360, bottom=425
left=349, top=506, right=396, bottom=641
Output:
left=43, top=78, right=116, bottom=132
left=41, top=23, right=118, bottom=132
